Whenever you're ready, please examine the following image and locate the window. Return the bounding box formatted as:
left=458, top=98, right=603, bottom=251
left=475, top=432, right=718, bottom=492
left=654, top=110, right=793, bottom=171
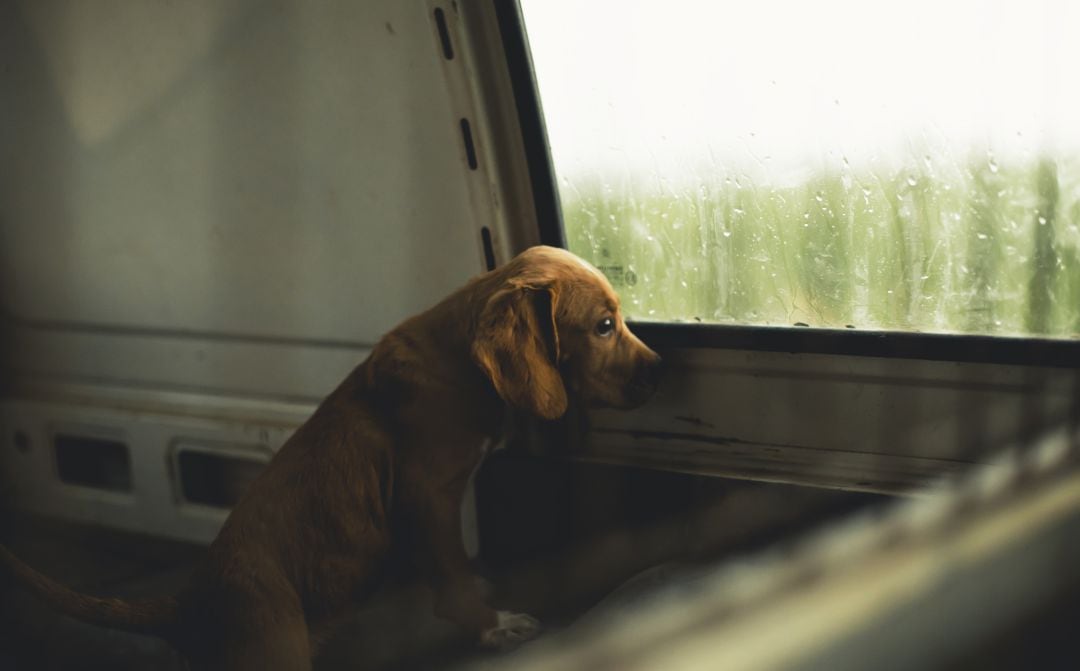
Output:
left=519, top=0, right=1080, bottom=339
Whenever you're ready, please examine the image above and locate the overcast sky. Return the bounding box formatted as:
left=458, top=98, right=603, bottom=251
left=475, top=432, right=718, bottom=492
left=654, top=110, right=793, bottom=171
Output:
left=521, top=0, right=1079, bottom=187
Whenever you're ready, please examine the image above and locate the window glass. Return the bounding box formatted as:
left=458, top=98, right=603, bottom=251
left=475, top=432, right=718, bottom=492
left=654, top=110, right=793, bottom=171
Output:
left=520, top=0, right=1080, bottom=337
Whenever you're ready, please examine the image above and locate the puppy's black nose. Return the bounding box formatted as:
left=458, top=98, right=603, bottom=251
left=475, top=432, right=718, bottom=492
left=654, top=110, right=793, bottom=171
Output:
left=639, top=353, right=664, bottom=388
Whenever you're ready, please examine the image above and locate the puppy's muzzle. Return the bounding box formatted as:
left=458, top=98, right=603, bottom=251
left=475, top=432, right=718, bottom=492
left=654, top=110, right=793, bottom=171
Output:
left=625, top=351, right=663, bottom=406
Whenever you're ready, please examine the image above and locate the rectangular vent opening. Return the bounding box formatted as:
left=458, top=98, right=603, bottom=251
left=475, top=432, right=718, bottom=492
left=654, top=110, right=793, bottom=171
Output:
left=177, top=450, right=266, bottom=509
left=54, top=435, right=132, bottom=492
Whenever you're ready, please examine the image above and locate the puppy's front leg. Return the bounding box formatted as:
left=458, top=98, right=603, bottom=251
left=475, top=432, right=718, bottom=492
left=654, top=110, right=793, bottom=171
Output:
left=402, top=477, right=540, bottom=650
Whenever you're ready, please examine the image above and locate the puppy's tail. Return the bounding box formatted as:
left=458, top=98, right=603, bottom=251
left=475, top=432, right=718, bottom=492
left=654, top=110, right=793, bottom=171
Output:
left=0, top=544, right=178, bottom=637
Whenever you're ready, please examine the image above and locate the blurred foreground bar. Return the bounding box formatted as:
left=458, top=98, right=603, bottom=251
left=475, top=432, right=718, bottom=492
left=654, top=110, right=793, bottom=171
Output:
left=468, top=426, right=1080, bottom=671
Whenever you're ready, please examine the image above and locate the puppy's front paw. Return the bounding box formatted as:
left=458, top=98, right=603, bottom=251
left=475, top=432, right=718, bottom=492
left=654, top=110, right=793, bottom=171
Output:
left=479, top=611, right=541, bottom=651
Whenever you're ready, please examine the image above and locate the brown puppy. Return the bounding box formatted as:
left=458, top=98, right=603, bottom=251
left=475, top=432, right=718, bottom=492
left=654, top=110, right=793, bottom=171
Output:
left=0, top=246, right=662, bottom=670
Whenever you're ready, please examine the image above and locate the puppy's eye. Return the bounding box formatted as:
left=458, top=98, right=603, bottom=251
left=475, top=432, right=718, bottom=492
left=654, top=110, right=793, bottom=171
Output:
left=595, top=317, right=615, bottom=337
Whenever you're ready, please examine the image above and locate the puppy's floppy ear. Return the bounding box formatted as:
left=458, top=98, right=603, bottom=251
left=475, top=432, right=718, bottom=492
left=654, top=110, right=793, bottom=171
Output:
left=472, top=284, right=567, bottom=420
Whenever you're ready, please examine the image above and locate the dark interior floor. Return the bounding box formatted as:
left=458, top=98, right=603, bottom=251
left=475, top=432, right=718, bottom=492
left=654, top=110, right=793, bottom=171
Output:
left=0, top=513, right=483, bottom=671
left=0, top=457, right=890, bottom=670
left=0, top=514, right=196, bottom=671
left=5, top=451, right=1080, bottom=671
left=6, top=462, right=1076, bottom=671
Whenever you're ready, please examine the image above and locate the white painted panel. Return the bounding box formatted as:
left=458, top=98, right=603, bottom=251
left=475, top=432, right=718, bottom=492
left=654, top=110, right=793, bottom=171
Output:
left=0, top=0, right=483, bottom=347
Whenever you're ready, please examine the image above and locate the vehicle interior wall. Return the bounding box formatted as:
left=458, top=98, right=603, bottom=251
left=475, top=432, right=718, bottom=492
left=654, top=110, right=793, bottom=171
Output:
left=0, top=0, right=490, bottom=401
left=0, top=0, right=505, bottom=544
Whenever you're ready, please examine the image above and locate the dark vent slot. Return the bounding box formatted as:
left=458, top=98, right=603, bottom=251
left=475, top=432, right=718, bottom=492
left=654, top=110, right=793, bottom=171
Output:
left=460, top=118, right=478, bottom=169
left=178, top=450, right=265, bottom=509
left=481, top=227, right=497, bottom=270
left=434, top=7, right=454, bottom=60
left=54, top=435, right=132, bottom=492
